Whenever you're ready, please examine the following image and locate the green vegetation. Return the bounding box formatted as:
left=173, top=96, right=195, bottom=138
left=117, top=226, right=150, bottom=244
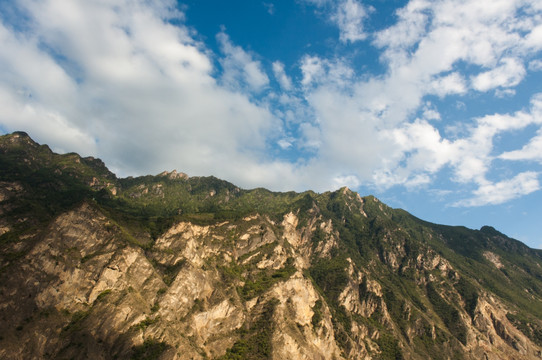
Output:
left=63, top=310, right=91, bottom=333
left=131, top=317, right=159, bottom=332
left=309, top=257, right=349, bottom=303
left=426, top=282, right=467, bottom=345
left=150, top=259, right=186, bottom=286
left=382, top=288, right=408, bottom=338
left=375, top=332, right=403, bottom=360
left=507, top=312, right=542, bottom=346
left=239, top=258, right=296, bottom=300
left=219, top=261, right=245, bottom=282
left=454, top=277, right=478, bottom=319
left=309, top=256, right=352, bottom=349
left=219, top=299, right=279, bottom=360
left=131, top=338, right=169, bottom=360
left=311, top=299, right=323, bottom=328
left=94, top=289, right=112, bottom=303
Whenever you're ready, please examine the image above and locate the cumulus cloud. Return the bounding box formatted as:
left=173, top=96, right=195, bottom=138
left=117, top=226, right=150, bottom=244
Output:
left=528, top=59, right=542, bottom=71
left=500, top=131, right=542, bottom=162
left=300, top=55, right=354, bottom=89
left=429, top=73, right=467, bottom=97
left=523, top=24, right=542, bottom=51
left=332, top=0, right=369, bottom=43
left=332, top=174, right=361, bottom=190
left=296, top=0, right=542, bottom=205
left=301, top=0, right=369, bottom=43
left=454, top=172, right=540, bottom=207
left=422, top=104, right=441, bottom=121
left=272, top=61, right=292, bottom=90
left=217, top=31, right=269, bottom=92
left=499, top=94, right=542, bottom=162
left=373, top=0, right=430, bottom=51
left=382, top=93, right=542, bottom=206
left=277, top=138, right=294, bottom=149
left=471, top=58, right=526, bottom=92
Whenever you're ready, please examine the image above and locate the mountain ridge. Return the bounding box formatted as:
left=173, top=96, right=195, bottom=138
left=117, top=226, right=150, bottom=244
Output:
left=1, top=131, right=542, bottom=359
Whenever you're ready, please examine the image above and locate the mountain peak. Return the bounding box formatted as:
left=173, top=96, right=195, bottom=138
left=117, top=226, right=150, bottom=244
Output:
left=158, top=169, right=189, bottom=180
left=0, top=131, right=39, bottom=149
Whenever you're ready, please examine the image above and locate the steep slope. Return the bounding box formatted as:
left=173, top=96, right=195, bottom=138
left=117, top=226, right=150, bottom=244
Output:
left=1, top=132, right=542, bottom=360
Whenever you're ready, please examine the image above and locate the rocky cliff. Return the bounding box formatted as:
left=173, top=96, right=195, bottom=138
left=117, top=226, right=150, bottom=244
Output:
left=1, top=132, right=542, bottom=359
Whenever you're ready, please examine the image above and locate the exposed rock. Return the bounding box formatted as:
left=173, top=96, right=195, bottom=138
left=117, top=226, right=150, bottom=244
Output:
left=483, top=251, right=504, bottom=269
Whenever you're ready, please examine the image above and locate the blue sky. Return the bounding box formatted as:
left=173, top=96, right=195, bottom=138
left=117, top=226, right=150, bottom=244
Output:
left=1, top=0, right=542, bottom=248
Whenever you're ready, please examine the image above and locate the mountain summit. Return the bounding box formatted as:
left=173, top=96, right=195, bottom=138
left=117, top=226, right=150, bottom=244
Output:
left=1, top=132, right=542, bottom=359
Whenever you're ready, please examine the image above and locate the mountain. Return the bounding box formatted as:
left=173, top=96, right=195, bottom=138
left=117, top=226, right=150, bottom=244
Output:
left=1, top=131, right=542, bottom=360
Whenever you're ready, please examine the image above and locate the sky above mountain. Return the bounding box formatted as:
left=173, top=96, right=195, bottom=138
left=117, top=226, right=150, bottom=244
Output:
left=1, top=0, right=542, bottom=247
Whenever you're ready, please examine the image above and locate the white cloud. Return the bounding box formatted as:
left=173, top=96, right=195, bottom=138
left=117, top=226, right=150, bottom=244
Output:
left=373, top=0, right=430, bottom=51
left=332, top=0, right=369, bottom=43
left=277, top=138, right=294, bottom=149
left=300, top=55, right=354, bottom=89
left=301, top=0, right=369, bottom=44
left=332, top=174, right=361, bottom=190
left=300, top=56, right=325, bottom=87
left=447, top=98, right=541, bottom=185
left=454, top=172, right=540, bottom=206
left=386, top=119, right=455, bottom=177
left=307, top=0, right=542, bottom=201
left=371, top=91, right=542, bottom=201
left=495, top=88, right=516, bottom=98
left=471, top=58, right=526, bottom=92
left=299, top=122, right=321, bottom=149
left=523, top=24, right=542, bottom=51
left=429, top=73, right=467, bottom=97
left=500, top=129, right=542, bottom=162
left=302, top=0, right=331, bottom=6
left=422, top=103, right=441, bottom=121
left=529, top=59, right=542, bottom=71
left=0, top=86, right=96, bottom=155
left=272, top=61, right=292, bottom=90
left=217, top=31, right=269, bottom=92
left=263, top=2, right=275, bottom=15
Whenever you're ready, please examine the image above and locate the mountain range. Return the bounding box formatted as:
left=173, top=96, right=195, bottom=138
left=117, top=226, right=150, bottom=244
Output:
left=1, top=131, right=542, bottom=359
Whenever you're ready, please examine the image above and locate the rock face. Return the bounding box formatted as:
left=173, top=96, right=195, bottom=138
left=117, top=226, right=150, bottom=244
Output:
left=1, top=132, right=542, bottom=359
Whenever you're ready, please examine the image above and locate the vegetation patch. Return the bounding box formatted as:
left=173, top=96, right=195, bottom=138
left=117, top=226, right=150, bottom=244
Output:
left=309, top=257, right=349, bottom=302
left=94, top=289, right=112, bottom=303
left=149, top=259, right=186, bottom=286
left=131, top=338, right=169, bottom=360
left=426, top=282, right=467, bottom=345
left=454, top=277, right=478, bottom=319
left=63, top=310, right=90, bottom=333
left=311, top=299, right=323, bottom=328
left=383, top=288, right=409, bottom=337
left=310, top=226, right=326, bottom=250
left=375, top=332, right=403, bottom=360
left=219, top=261, right=245, bottom=282
left=131, top=316, right=160, bottom=332
left=219, top=298, right=279, bottom=360
left=0, top=231, right=20, bottom=245
left=507, top=312, right=542, bottom=347
left=238, top=258, right=296, bottom=300
left=309, top=256, right=352, bottom=349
